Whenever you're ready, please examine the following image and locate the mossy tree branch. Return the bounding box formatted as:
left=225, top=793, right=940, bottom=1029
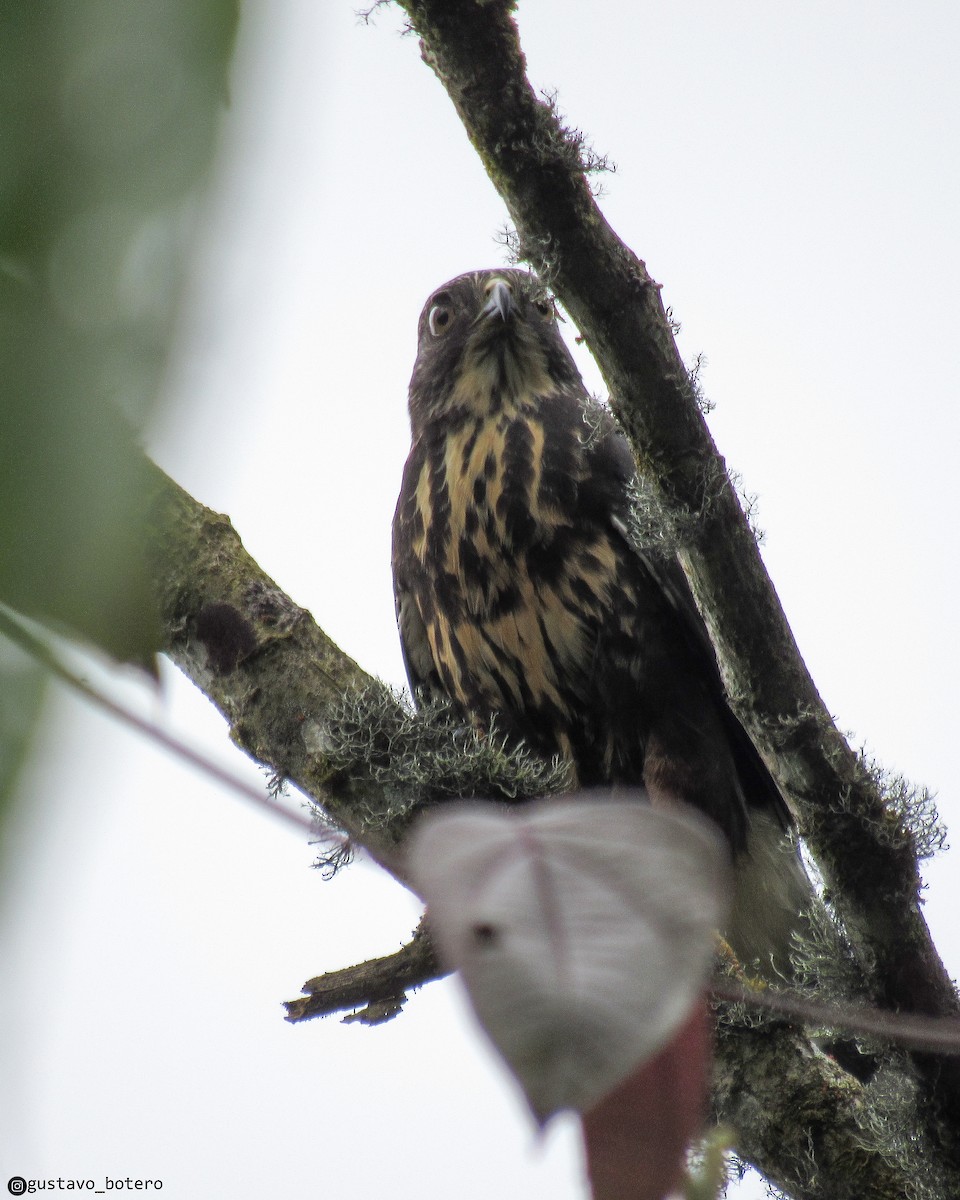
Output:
left=712, top=1005, right=954, bottom=1200
left=146, top=460, right=396, bottom=863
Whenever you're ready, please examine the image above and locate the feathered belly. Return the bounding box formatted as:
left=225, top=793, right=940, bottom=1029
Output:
left=405, top=410, right=638, bottom=772
left=420, top=512, right=617, bottom=766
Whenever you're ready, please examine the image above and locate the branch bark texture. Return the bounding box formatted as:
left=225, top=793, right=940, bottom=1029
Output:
left=146, top=461, right=401, bottom=865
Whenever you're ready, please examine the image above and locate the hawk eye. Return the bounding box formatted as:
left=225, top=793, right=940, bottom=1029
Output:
left=534, top=296, right=553, bottom=318
left=428, top=305, right=452, bottom=337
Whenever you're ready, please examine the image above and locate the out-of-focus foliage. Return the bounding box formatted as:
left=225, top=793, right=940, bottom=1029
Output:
left=0, top=1, right=238, bottom=835
left=0, top=637, right=46, bottom=859
left=408, top=797, right=728, bottom=1124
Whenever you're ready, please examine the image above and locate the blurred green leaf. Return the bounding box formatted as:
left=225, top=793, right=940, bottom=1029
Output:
left=0, top=637, right=47, bottom=859
left=0, top=0, right=239, bottom=665
left=0, top=0, right=238, bottom=832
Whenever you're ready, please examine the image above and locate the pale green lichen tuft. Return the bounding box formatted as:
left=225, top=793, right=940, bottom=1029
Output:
left=864, top=756, right=945, bottom=862
left=313, top=682, right=571, bottom=850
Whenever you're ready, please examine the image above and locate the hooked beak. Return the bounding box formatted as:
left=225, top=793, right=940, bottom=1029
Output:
left=481, top=278, right=514, bottom=323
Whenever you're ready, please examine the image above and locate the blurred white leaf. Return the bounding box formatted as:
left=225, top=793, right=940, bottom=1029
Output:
left=407, top=795, right=730, bottom=1123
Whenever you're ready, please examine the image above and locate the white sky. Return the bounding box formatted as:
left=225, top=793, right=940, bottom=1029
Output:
left=3, top=2, right=960, bottom=1197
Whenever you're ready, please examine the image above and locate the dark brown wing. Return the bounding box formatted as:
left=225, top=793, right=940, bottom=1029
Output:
left=583, top=404, right=792, bottom=833
left=392, top=440, right=445, bottom=702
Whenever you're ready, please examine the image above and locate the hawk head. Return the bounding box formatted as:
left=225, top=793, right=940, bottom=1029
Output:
left=407, top=269, right=581, bottom=428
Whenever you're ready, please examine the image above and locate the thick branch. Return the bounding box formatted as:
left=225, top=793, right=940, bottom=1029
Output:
left=713, top=1006, right=954, bottom=1200
left=394, top=0, right=960, bottom=1152
left=145, top=460, right=406, bottom=867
